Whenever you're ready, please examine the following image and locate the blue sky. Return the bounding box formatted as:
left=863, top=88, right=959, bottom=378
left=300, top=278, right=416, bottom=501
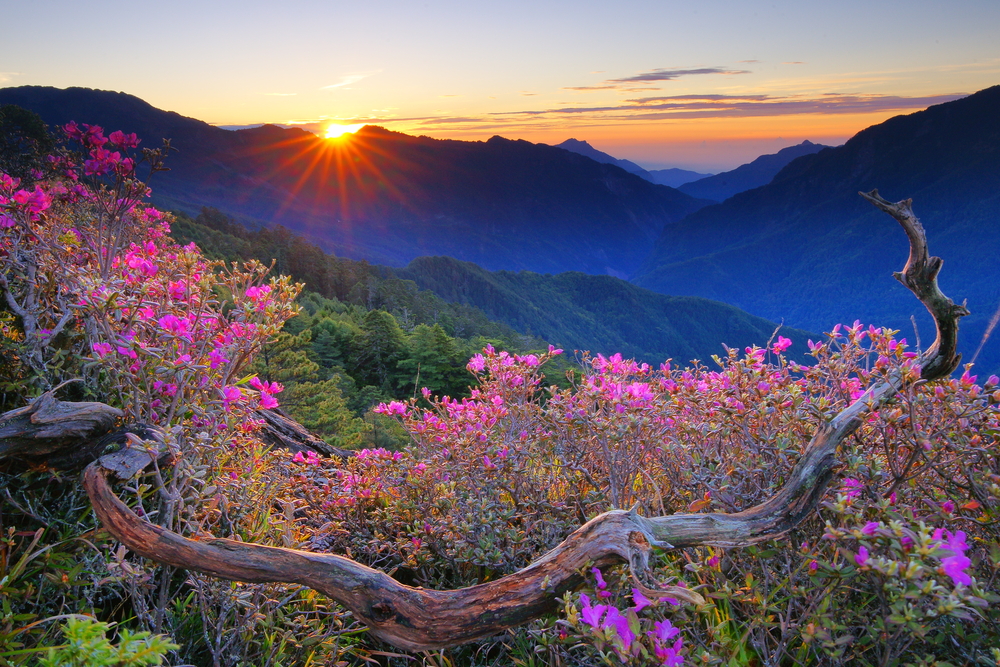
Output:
left=2, top=0, right=998, bottom=170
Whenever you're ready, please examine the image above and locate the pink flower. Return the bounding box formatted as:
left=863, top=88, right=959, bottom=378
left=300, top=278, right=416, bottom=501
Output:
left=221, top=385, right=243, bottom=405
left=861, top=521, right=880, bottom=536
left=648, top=618, right=680, bottom=644
left=841, top=478, right=864, bottom=499
left=941, top=554, right=972, bottom=586
left=631, top=588, right=653, bottom=613
left=855, top=546, right=869, bottom=567
left=258, top=393, right=279, bottom=410
left=772, top=335, right=792, bottom=353
left=108, top=130, right=140, bottom=148
left=601, top=606, right=635, bottom=650
left=467, top=354, right=486, bottom=372
left=92, top=342, right=113, bottom=357
left=578, top=593, right=607, bottom=628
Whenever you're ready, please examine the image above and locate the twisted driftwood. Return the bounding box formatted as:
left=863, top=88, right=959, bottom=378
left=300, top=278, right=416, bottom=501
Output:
left=81, top=191, right=967, bottom=651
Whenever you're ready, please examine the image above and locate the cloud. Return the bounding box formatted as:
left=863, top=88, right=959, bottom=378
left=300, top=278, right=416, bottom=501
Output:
left=0, top=72, right=22, bottom=84
left=607, top=67, right=751, bottom=84
left=264, top=92, right=297, bottom=96
left=321, top=73, right=375, bottom=90
left=490, top=92, right=968, bottom=124
left=783, top=61, right=806, bottom=65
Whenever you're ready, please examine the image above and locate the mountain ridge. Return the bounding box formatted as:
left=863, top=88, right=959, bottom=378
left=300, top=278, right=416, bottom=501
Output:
left=0, top=85, right=709, bottom=278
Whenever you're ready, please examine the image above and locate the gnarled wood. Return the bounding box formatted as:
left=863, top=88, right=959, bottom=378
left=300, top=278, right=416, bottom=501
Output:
left=83, top=192, right=967, bottom=651
left=0, top=384, right=122, bottom=469
left=255, top=407, right=353, bottom=458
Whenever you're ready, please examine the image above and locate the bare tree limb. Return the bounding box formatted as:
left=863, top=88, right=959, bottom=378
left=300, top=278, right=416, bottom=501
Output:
left=80, top=192, right=967, bottom=651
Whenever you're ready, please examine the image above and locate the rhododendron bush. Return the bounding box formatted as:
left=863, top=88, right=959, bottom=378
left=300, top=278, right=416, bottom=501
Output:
left=263, top=334, right=999, bottom=664
left=3, top=122, right=1000, bottom=666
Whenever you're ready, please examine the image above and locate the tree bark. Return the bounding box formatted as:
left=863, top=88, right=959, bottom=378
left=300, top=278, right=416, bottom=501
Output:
left=81, top=192, right=967, bottom=651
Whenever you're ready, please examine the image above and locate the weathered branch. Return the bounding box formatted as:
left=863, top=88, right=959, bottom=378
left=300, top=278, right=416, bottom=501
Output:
left=255, top=407, right=354, bottom=458
left=82, top=192, right=967, bottom=650
left=0, top=383, right=122, bottom=469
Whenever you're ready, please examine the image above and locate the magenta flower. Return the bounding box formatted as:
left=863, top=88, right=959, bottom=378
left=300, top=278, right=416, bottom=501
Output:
left=942, top=554, right=972, bottom=586
left=631, top=588, right=653, bottom=613
left=467, top=353, right=486, bottom=372
left=591, top=567, right=607, bottom=590
left=861, top=521, right=880, bottom=536
left=855, top=546, right=869, bottom=567
left=772, top=335, right=793, bottom=353
left=258, top=393, right=279, bottom=410
left=649, top=619, right=680, bottom=644
left=841, top=478, right=864, bottom=499
left=578, top=593, right=607, bottom=629
left=601, top=606, right=635, bottom=650
left=92, top=342, right=113, bottom=357
left=221, top=385, right=243, bottom=405
left=652, top=637, right=685, bottom=666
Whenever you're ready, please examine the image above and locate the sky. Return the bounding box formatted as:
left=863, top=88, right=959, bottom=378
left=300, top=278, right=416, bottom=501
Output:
left=2, top=0, right=998, bottom=171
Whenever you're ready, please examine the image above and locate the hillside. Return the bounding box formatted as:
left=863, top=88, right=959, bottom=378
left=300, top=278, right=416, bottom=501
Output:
left=635, top=86, right=1000, bottom=375
left=175, top=209, right=816, bottom=365
left=677, top=140, right=829, bottom=202
left=396, top=256, right=817, bottom=364
left=0, top=86, right=709, bottom=277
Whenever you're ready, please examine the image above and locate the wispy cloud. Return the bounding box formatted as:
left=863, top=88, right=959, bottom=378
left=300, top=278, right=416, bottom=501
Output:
left=0, top=72, right=22, bottom=84
left=608, top=66, right=751, bottom=84
left=321, top=73, right=375, bottom=90
left=384, top=91, right=967, bottom=136
left=564, top=66, right=750, bottom=92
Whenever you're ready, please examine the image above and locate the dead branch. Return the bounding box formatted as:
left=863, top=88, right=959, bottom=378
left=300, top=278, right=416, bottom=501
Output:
left=82, top=192, right=967, bottom=651
left=0, top=384, right=122, bottom=469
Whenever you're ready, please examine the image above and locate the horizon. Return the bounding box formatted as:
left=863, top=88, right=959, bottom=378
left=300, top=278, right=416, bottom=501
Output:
left=2, top=0, right=998, bottom=171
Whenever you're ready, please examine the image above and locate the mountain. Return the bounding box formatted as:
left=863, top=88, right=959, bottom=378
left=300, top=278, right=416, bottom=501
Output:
left=0, top=86, right=709, bottom=277
left=553, top=138, right=652, bottom=178
left=634, top=86, right=1000, bottom=375
left=554, top=139, right=711, bottom=187
left=174, top=208, right=817, bottom=365
left=396, top=256, right=816, bottom=364
left=645, top=167, right=714, bottom=189
left=678, top=140, right=829, bottom=202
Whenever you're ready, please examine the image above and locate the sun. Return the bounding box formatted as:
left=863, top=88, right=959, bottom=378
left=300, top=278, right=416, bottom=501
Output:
left=325, top=123, right=366, bottom=139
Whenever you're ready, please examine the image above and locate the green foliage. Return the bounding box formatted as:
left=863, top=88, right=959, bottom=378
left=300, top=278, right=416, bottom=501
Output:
left=0, top=105, right=54, bottom=181
left=37, top=617, right=177, bottom=667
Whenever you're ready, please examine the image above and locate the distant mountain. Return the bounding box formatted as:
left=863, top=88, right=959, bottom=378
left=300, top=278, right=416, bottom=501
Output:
left=396, top=255, right=816, bottom=364
left=0, top=86, right=709, bottom=277
left=175, top=208, right=818, bottom=365
left=678, top=140, right=829, bottom=202
left=554, top=139, right=711, bottom=187
left=645, top=167, right=714, bottom=189
left=634, top=86, right=1000, bottom=375
left=553, top=138, right=652, bottom=178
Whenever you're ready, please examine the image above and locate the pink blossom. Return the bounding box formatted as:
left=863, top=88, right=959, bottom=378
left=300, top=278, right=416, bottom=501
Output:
left=772, top=335, right=792, bottom=353
left=221, top=385, right=243, bottom=404
left=467, top=354, right=486, bottom=372
left=631, top=588, right=653, bottom=613
left=841, top=478, right=864, bottom=499
left=942, top=554, right=972, bottom=586
left=578, top=593, right=607, bottom=628
left=92, top=342, right=113, bottom=357
left=602, top=606, right=635, bottom=651
left=258, top=393, right=279, bottom=410
left=649, top=618, right=681, bottom=644
left=861, top=521, right=880, bottom=536
left=855, top=546, right=869, bottom=567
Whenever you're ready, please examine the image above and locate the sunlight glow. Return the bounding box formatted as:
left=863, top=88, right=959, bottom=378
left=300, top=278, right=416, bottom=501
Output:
left=325, top=123, right=366, bottom=139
